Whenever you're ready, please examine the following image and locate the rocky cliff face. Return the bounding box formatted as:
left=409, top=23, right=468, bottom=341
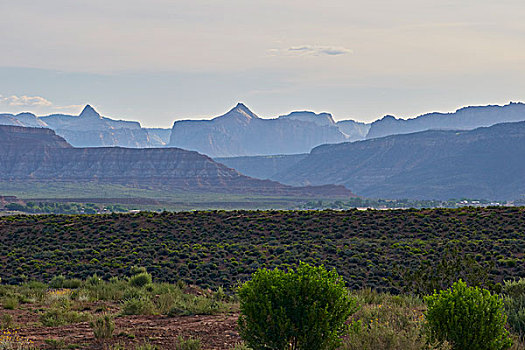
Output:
left=336, top=120, right=370, bottom=141
left=0, top=125, right=72, bottom=149
left=273, top=121, right=525, bottom=200
left=169, top=103, right=348, bottom=157
left=145, top=128, right=172, bottom=146
left=0, top=125, right=352, bottom=197
left=366, top=102, right=525, bottom=139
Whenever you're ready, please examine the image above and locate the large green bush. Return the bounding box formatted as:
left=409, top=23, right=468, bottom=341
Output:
left=425, top=280, right=512, bottom=350
left=237, top=262, right=357, bottom=350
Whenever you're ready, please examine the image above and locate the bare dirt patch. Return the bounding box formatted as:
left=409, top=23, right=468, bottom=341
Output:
left=11, top=312, right=241, bottom=349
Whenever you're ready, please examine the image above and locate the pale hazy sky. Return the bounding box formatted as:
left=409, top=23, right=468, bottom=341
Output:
left=1, top=0, right=524, bottom=127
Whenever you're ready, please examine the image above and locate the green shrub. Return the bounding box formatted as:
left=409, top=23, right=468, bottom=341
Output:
left=63, top=278, right=82, bottom=289
left=2, top=296, right=19, bottom=310
left=130, top=266, right=148, bottom=276
left=90, top=314, right=115, bottom=339
left=40, top=308, right=89, bottom=327
left=342, top=297, right=450, bottom=350
left=166, top=296, right=225, bottom=317
left=122, top=296, right=155, bottom=315
left=504, top=278, right=525, bottom=298
left=425, top=280, right=512, bottom=350
left=238, top=262, right=357, bottom=350
left=1, top=313, right=14, bottom=329
left=87, top=281, right=128, bottom=301
left=87, top=274, right=102, bottom=286
left=129, top=273, right=152, bottom=288
left=505, top=296, right=525, bottom=341
left=503, top=279, right=525, bottom=341
left=49, top=275, right=66, bottom=289
left=44, top=338, right=65, bottom=349
left=175, top=336, right=201, bottom=350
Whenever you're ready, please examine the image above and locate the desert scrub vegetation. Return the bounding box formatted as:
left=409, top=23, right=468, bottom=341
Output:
left=1, top=208, right=524, bottom=292
left=174, top=336, right=202, bottom=350
left=90, top=314, right=115, bottom=339
left=236, top=265, right=525, bottom=350
left=504, top=278, right=525, bottom=342
left=343, top=293, right=451, bottom=350
left=0, top=269, right=233, bottom=349
left=1, top=269, right=525, bottom=349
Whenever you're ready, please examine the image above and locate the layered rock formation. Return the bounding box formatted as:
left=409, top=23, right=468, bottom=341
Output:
left=0, top=125, right=353, bottom=197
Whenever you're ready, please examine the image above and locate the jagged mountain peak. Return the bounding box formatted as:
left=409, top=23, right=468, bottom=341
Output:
left=79, top=104, right=101, bottom=119
left=221, top=103, right=259, bottom=120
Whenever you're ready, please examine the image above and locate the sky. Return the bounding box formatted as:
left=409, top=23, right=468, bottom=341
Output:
left=1, top=0, right=524, bottom=128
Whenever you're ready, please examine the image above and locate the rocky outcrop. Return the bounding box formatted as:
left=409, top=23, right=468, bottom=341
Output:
left=272, top=121, right=525, bottom=200
left=169, top=103, right=348, bottom=157
left=0, top=125, right=353, bottom=198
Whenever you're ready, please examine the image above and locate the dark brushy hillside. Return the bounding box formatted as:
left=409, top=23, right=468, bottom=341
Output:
left=1, top=208, right=524, bottom=291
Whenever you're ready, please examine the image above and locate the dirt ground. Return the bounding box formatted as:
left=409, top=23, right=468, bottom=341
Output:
left=4, top=307, right=242, bottom=349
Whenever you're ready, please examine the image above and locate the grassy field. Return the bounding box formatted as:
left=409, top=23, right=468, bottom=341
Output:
left=0, top=181, right=328, bottom=211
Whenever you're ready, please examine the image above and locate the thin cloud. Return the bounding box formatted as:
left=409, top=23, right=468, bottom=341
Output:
left=0, top=95, right=53, bottom=108
left=287, top=45, right=353, bottom=56
left=0, top=94, right=82, bottom=113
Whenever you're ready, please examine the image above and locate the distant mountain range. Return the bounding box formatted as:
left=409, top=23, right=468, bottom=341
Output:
left=170, top=102, right=525, bottom=157
left=2, top=100, right=525, bottom=200
left=0, top=125, right=352, bottom=198
left=168, top=103, right=354, bottom=157
left=0, top=105, right=171, bottom=148
left=2, top=102, right=524, bottom=158
left=366, top=102, right=525, bottom=139
left=269, top=121, right=525, bottom=200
